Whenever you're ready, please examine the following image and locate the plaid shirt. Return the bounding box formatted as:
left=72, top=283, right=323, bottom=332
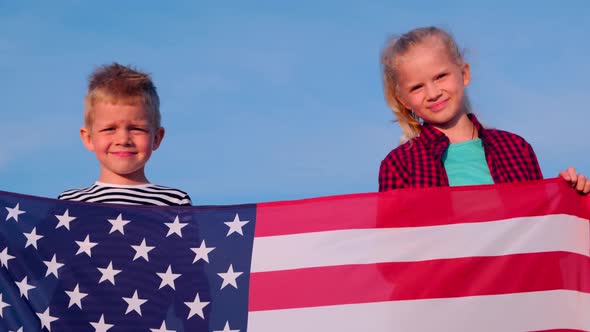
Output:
left=379, top=114, right=543, bottom=191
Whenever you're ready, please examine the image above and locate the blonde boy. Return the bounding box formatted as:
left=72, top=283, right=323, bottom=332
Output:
left=59, top=63, right=191, bottom=205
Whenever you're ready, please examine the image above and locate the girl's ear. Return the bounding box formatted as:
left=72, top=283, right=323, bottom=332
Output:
left=462, top=63, right=471, bottom=87
left=396, top=94, right=412, bottom=112
left=152, top=127, right=165, bottom=151
left=80, top=127, right=95, bottom=151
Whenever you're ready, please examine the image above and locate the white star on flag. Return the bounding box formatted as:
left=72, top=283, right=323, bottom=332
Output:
left=107, top=213, right=131, bottom=235
left=131, top=238, right=155, bottom=262
left=217, top=264, right=243, bottom=290
left=90, top=314, right=114, bottom=332
left=165, top=215, right=188, bottom=238
left=97, top=261, right=122, bottom=285
left=123, top=290, right=147, bottom=316
left=0, top=293, right=11, bottom=317
left=24, top=227, right=43, bottom=249
left=10, top=327, right=22, bottom=332
left=5, top=203, right=25, bottom=222
left=16, top=276, right=35, bottom=299
left=44, top=254, right=64, bottom=278
left=37, top=308, right=58, bottom=331
left=191, top=240, right=215, bottom=263
left=75, top=234, right=98, bottom=257
left=157, top=265, right=181, bottom=290
left=184, top=292, right=210, bottom=319
left=224, top=213, right=249, bottom=237
left=65, top=284, right=87, bottom=309
left=55, top=209, right=76, bottom=230
left=0, top=247, right=14, bottom=268
left=150, top=321, right=174, bottom=332
left=214, top=321, right=240, bottom=332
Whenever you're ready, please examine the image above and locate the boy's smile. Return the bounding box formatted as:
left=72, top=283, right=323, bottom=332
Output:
left=80, top=102, right=164, bottom=185
left=111, top=151, right=137, bottom=157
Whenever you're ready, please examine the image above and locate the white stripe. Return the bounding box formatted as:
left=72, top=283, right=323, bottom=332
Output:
left=248, top=290, right=590, bottom=332
left=59, top=184, right=190, bottom=206
left=83, top=194, right=171, bottom=206
left=251, top=214, right=589, bottom=273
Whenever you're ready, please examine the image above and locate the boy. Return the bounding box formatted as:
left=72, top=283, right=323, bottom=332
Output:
left=59, top=63, right=192, bottom=206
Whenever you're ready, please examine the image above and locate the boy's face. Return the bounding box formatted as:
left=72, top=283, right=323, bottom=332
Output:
left=80, top=102, right=164, bottom=184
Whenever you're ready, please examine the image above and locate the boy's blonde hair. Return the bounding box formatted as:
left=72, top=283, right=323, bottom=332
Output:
left=380, top=26, right=471, bottom=142
left=84, top=63, right=161, bottom=129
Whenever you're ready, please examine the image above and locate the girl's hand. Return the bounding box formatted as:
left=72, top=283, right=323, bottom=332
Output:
left=559, top=166, right=590, bottom=194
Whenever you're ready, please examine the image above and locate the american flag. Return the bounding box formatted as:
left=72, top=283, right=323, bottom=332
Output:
left=0, top=178, right=589, bottom=331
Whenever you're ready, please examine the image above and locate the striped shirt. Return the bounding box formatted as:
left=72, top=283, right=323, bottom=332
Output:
left=58, top=182, right=192, bottom=206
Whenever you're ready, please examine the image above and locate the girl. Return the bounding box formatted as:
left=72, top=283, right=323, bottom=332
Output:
left=378, top=26, right=589, bottom=194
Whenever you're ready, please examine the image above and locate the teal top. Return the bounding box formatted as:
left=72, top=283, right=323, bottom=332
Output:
left=442, top=138, right=494, bottom=186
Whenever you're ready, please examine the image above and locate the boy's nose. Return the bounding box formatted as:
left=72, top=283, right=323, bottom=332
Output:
left=115, top=130, right=132, bottom=145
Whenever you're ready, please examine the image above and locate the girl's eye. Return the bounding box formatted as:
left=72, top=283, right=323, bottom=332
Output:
left=410, top=85, right=423, bottom=92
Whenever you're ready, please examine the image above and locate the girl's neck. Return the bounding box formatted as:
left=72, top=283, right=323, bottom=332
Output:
left=432, top=114, right=477, bottom=144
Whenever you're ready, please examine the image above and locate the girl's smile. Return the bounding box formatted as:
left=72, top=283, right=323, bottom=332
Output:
left=429, top=98, right=450, bottom=112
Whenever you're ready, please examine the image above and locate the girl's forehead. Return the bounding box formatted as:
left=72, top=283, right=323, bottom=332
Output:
left=403, top=38, right=448, bottom=60
left=394, top=40, right=457, bottom=73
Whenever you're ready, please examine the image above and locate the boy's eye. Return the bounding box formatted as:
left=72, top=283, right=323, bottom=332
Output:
left=132, top=127, right=149, bottom=132
left=100, top=128, right=115, bottom=132
left=435, top=73, right=448, bottom=80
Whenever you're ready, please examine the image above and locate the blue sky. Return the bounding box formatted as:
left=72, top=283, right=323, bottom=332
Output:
left=1, top=1, right=589, bottom=204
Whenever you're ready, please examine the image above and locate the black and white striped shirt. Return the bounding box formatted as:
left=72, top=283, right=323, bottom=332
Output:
left=58, top=182, right=192, bottom=206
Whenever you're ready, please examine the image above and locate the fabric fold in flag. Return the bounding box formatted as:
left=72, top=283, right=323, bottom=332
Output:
left=0, top=178, right=589, bottom=331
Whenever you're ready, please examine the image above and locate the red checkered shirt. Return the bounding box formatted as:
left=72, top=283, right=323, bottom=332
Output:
left=379, top=114, right=543, bottom=191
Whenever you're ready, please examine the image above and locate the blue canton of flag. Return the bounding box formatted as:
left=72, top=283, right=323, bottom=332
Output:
left=0, top=191, right=256, bottom=332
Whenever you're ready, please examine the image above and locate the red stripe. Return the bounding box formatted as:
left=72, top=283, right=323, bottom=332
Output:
left=249, top=251, right=590, bottom=311
left=533, top=330, right=587, bottom=332
left=256, top=179, right=588, bottom=237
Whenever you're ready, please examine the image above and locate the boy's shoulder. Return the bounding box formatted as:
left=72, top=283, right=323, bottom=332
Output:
left=143, top=183, right=192, bottom=201
left=58, top=184, right=99, bottom=200
left=58, top=183, right=192, bottom=206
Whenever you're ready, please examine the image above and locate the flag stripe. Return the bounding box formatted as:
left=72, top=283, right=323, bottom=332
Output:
left=249, top=251, right=590, bottom=311
left=251, top=214, right=589, bottom=273
left=255, top=179, right=585, bottom=237
left=248, top=290, right=590, bottom=332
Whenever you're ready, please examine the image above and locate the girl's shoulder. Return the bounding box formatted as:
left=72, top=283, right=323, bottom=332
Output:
left=381, top=138, right=426, bottom=165
left=482, top=127, right=531, bottom=146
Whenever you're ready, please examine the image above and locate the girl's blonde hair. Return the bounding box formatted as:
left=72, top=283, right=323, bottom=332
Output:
left=380, top=26, right=471, bottom=142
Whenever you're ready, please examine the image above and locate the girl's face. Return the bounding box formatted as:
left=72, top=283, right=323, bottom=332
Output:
left=395, top=37, right=471, bottom=130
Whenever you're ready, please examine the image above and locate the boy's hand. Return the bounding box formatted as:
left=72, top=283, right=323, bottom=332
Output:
left=559, top=166, right=590, bottom=194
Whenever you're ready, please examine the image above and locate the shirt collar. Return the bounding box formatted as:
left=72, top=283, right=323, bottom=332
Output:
left=418, top=113, right=486, bottom=146
left=469, top=113, right=486, bottom=139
